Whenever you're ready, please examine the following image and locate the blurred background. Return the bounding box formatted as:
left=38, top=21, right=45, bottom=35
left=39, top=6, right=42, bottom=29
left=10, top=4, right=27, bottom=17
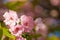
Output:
left=0, top=0, right=60, bottom=40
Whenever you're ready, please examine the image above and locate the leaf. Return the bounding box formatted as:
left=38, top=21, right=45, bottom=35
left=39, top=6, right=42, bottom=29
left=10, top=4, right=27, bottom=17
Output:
left=5, top=1, right=26, bottom=11
left=22, top=33, right=32, bottom=40
left=0, top=22, right=1, bottom=28
left=3, top=28, right=15, bottom=39
left=0, top=21, right=6, bottom=28
left=32, top=33, right=41, bottom=38
left=0, top=21, right=15, bottom=40
left=0, top=28, right=3, bottom=40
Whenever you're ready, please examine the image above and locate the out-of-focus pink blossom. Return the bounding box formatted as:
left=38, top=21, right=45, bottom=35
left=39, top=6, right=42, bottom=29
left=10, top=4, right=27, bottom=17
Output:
left=22, top=2, right=33, bottom=11
left=24, top=11, right=35, bottom=18
left=9, top=25, right=24, bottom=36
left=50, top=0, right=59, bottom=6
left=3, top=10, right=19, bottom=27
left=34, top=5, right=43, bottom=14
left=35, top=18, right=48, bottom=37
left=16, top=36, right=26, bottom=40
left=34, top=5, right=43, bottom=17
left=35, top=18, right=46, bottom=31
left=35, top=18, right=42, bottom=24
left=20, top=15, right=34, bottom=32
left=0, top=8, right=7, bottom=21
left=21, top=2, right=35, bottom=18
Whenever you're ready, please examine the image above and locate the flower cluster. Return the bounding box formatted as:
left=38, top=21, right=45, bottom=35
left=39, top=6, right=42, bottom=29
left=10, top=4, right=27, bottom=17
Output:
left=3, top=10, right=48, bottom=40
left=3, top=10, right=34, bottom=40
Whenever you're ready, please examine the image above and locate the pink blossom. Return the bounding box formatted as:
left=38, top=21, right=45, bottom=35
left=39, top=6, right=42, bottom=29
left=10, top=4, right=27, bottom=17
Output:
left=35, top=18, right=46, bottom=31
left=16, top=36, right=26, bottom=40
left=4, top=19, right=16, bottom=27
left=0, top=8, right=7, bottom=21
left=34, top=5, right=43, bottom=17
left=9, top=25, right=24, bottom=36
left=24, top=11, right=35, bottom=18
left=22, top=2, right=33, bottom=11
left=50, top=0, right=59, bottom=6
left=20, top=15, right=34, bottom=32
left=35, top=18, right=42, bottom=24
left=35, top=18, right=48, bottom=37
left=3, top=10, right=18, bottom=19
left=3, top=10, right=19, bottom=27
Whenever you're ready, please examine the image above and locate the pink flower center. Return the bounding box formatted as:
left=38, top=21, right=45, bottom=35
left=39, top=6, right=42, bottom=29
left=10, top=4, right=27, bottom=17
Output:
left=24, top=22, right=28, bottom=26
left=13, top=27, right=20, bottom=34
left=10, top=17, right=13, bottom=20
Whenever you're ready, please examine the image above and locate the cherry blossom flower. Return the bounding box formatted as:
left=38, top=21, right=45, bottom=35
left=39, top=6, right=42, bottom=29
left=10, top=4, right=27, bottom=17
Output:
left=3, top=10, right=19, bottom=27
left=9, top=25, right=24, bottom=36
left=35, top=18, right=42, bottom=24
left=20, top=15, right=34, bottom=32
left=50, top=0, right=59, bottom=6
left=34, top=5, right=43, bottom=17
left=35, top=18, right=46, bottom=31
left=16, top=36, right=26, bottom=40
left=3, top=10, right=18, bottom=19
left=35, top=18, right=48, bottom=37
left=24, top=11, right=35, bottom=18
left=0, top=8, right=7, bottom=21
left=22, top=2, right=33, bottom=11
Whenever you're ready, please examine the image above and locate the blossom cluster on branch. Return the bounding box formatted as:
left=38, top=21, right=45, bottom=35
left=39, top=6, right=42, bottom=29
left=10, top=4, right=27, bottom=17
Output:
left=3, top=10, right=47, bottom=40
left=3, top=10, right=35, bottom=40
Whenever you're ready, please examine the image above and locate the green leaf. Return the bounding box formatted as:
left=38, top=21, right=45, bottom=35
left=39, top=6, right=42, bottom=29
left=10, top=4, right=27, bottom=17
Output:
left=0, top=22, right=1, bottom=28
left=0, top=29, right=3, bottom=40
left=22, top=33, right=32, bottom=40
left=5, top=1, right=26, bottom=11
left=3, top=28, right=15, bottom=39
left=33, top=33, right=41, bottom=38
left=0, top=21, right=6, bottom=28
left=0, top=21, right=15, bottom=40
